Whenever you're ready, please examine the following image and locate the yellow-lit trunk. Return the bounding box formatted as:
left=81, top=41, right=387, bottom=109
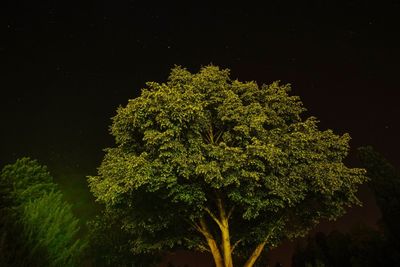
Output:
left=221, top=225, right=233, bottom=267
left=199, top=218, right=224, bottom=267
left=206, top=237, right=224, bottom=267
left=243, top=241, right=267, bottom=267
left=200, top=194, right=267, bottom=267
left=216, top=194, right=234, bottom=267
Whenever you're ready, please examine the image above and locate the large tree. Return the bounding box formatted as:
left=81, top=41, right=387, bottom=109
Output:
left=88, top=65, right=366, bottom=267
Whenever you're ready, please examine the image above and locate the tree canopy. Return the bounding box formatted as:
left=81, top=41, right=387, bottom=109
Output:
left=88, top=65, right=366, bottom=267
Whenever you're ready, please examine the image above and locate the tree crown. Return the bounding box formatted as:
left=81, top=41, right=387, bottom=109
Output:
left=89, top=65, right=366, bottom=264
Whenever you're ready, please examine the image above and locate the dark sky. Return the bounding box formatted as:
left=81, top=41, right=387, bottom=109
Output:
left=1, top=1, right=399, bottom=266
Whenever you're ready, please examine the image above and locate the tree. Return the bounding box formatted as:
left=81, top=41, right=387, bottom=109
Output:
left=87, top=211, right=161, bottom=267
left=0, top=158, right=87, bottom=266
left=358, top=146, right=400, bottom=243
left=358, top=146, right=400, bottom=265
left=20, top=191, right=88, bottom=266
left=0, top=157, right=56, bottom=209
left=88, top=65, right=367, bottom=267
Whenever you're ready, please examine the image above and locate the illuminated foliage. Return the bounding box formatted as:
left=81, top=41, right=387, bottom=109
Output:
left=89, top=65, right=366, bottom=267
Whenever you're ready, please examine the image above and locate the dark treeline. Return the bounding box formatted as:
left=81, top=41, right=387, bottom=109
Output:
left=292, top=146, right=400, bottom=267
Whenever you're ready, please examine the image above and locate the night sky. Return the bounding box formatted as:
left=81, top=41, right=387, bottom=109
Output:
left=1, top=1, right=400, bottom=266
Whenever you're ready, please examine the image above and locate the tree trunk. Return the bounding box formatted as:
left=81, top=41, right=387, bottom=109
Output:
left=221, top=225, right=233, bottom=267
left=206, top=237, right=224, bottom=267
left=216, top=194, right=233, bottom=267
left=243, top=241, right=267, bottom=267
left=200, top=194, right=235, bottom=267
left=199, top=218, right=224, bottom=267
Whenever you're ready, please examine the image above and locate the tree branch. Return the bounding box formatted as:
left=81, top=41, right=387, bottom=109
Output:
left=227, top=205, right=235, bottom=220
left=199, top=217, right=224, bottom=267
left=215, top=130, right=224, bottom=143
left=243, top=241, right=267, bottom=267
left=208, top=125, right=214, bottom=144
left=198, top=244, right=211, bottom=252
left=198, top=218, right=215, bottom=240
left=215, top=193, right=226, bottom=222
left=190, top=221, right=206, bottom=235
left=183, top=238, right=211, bottom=252
left=231, top=239, right=242, bottom=253
left=243, top=216, right=285, bottom=267
left=197, top=242, right=211, bottom=252
left=204, top=207, right=224, bottom=230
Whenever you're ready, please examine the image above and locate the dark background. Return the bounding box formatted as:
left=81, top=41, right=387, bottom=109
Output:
left=1, top=1, right=399, bottom=266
